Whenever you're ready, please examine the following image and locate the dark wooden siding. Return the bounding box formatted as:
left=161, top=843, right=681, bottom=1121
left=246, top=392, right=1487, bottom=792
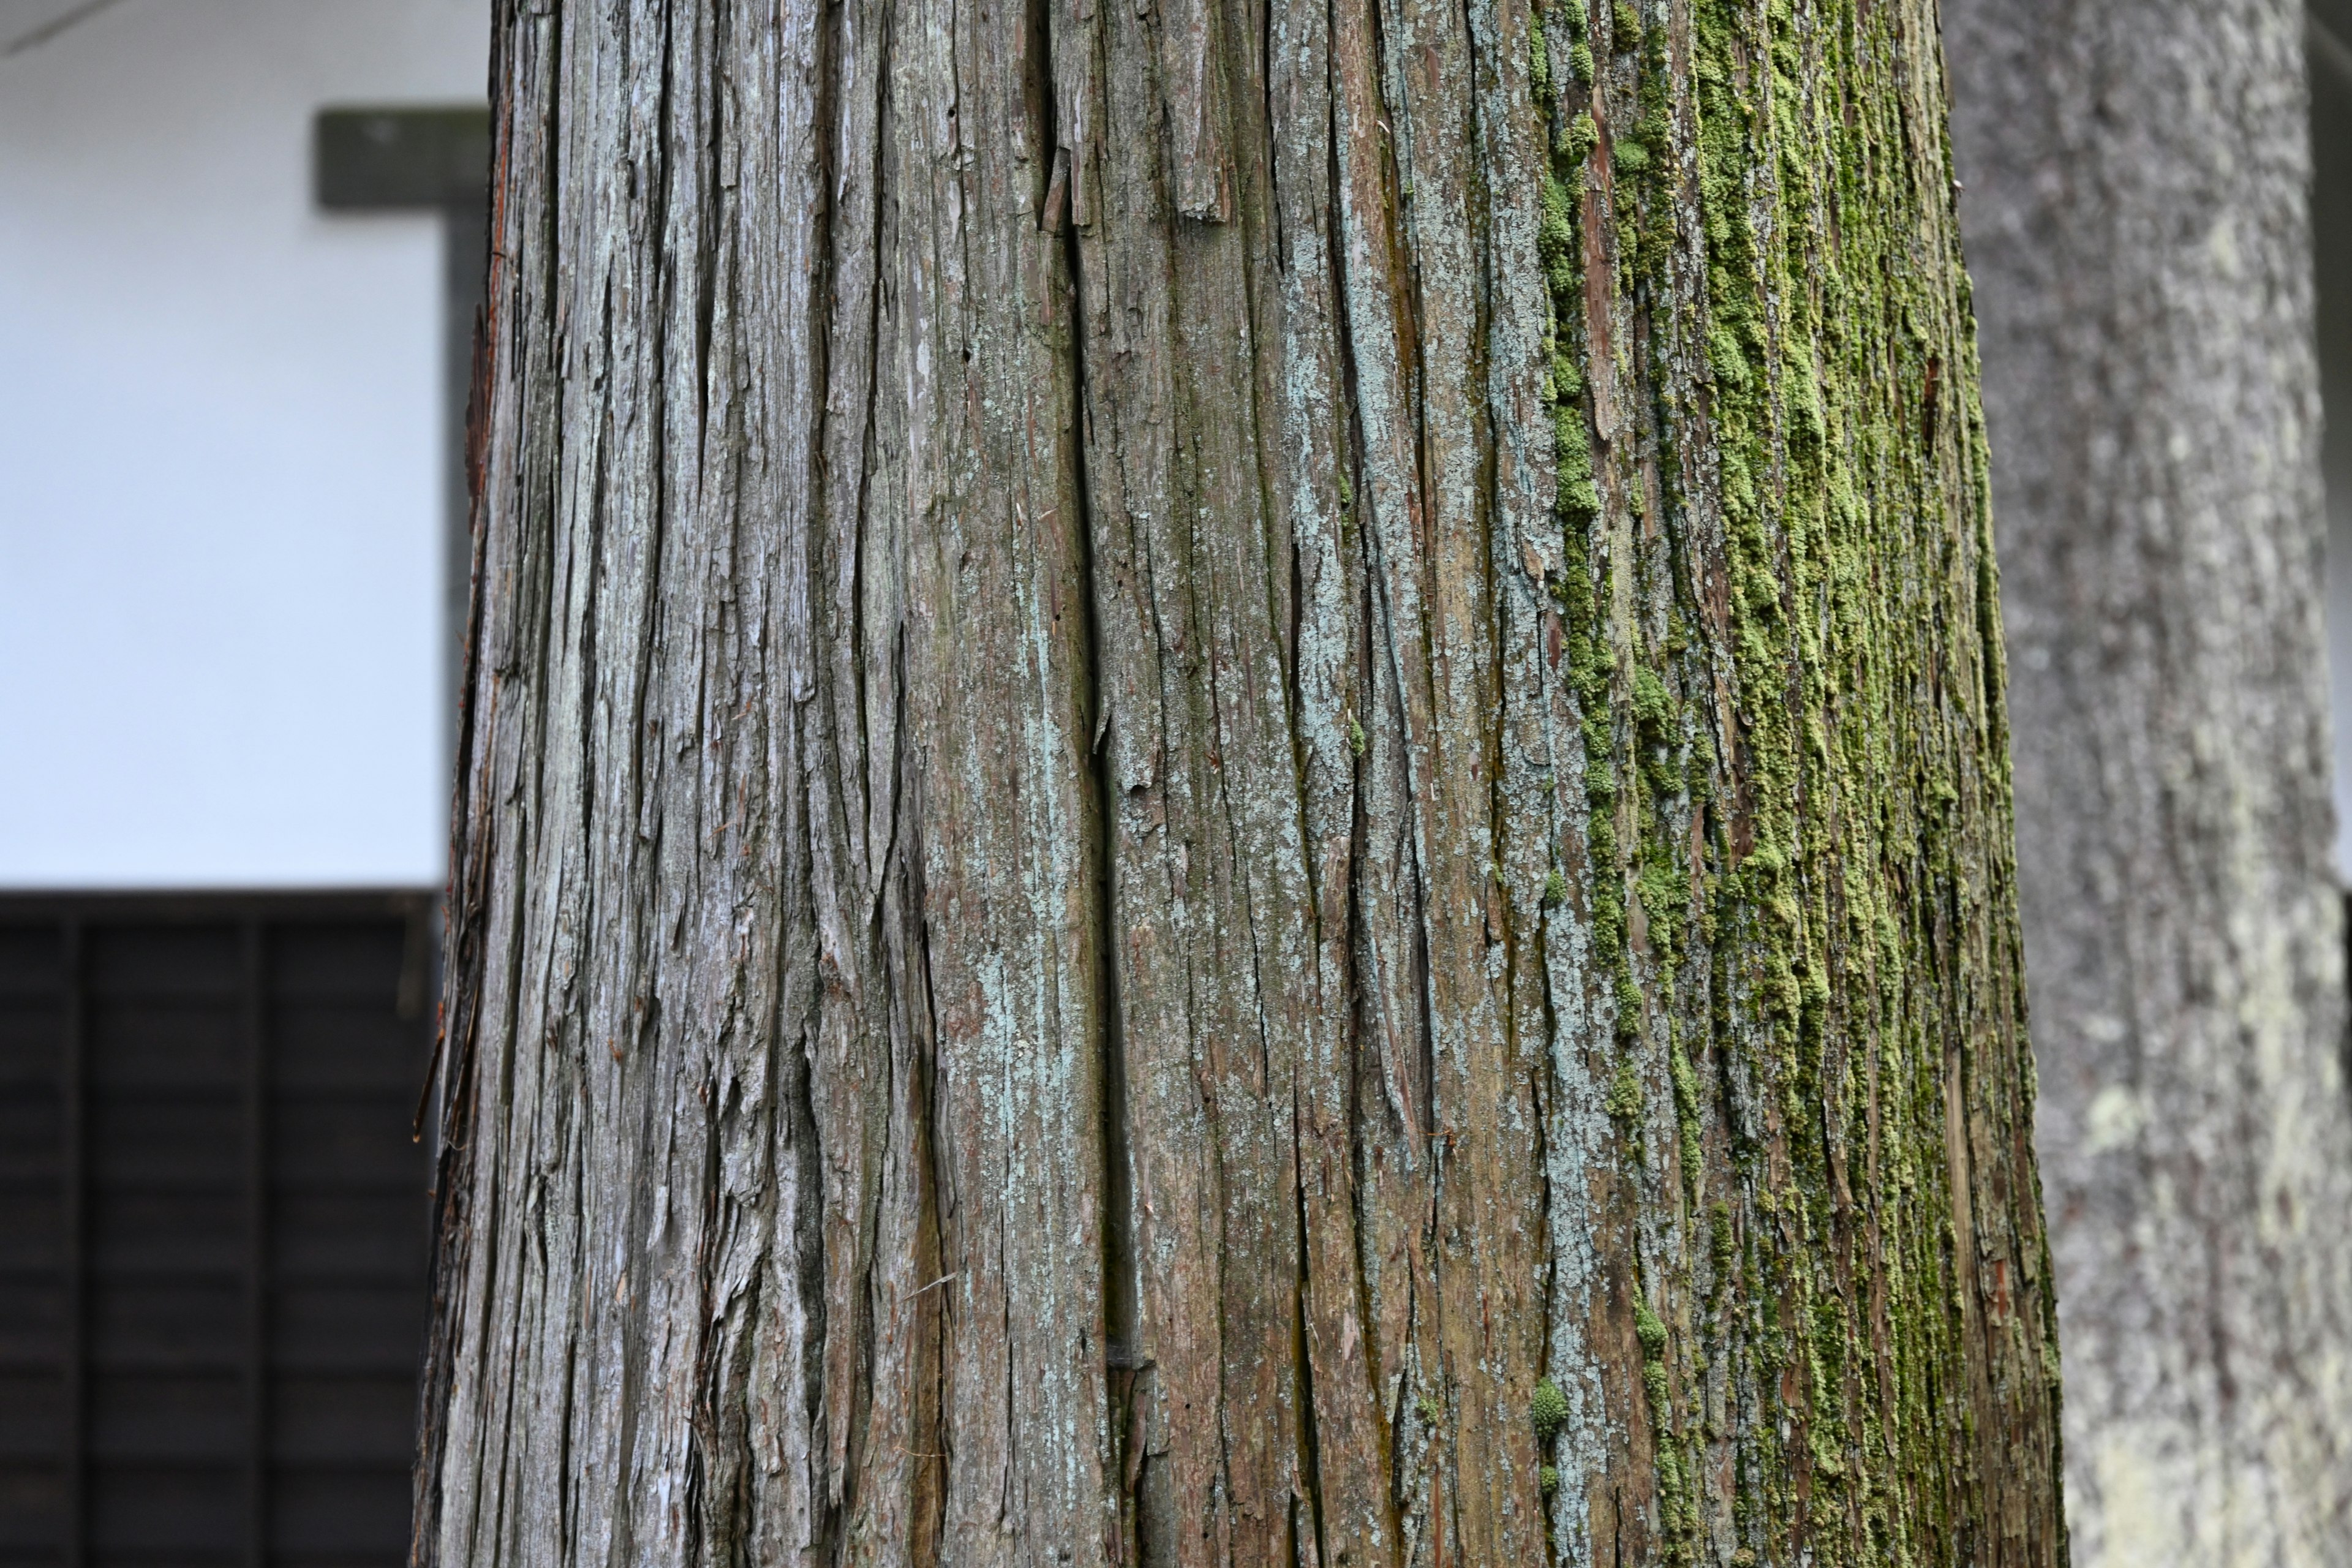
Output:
left=0, top=894, right=433, bottom=1568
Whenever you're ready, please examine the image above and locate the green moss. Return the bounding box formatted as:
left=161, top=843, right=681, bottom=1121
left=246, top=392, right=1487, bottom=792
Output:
left=1605, top=1058, right=1643, bottom=1131
left=1632, top=666, right=1674, bottom=736
left=1531, top=1376, right=1570, bottom=1441
left=1635, top=1294, right=1668, bottom=1360
left=1638, top=855, right=1689, bottom=953
left=1540, top=174, right=1578, bottom=295
left=1529, top=5, right=1551, bottom=105
left=1555, top=403, right=1600, bottom=519
left=1567, top=108, right=1598, bottom=168
left=1612, top=0, right=1641, bottom=51
left=1589, top=880, right=1625, bottom=960
left=1613, top=974, right=1643, bottom=1042
left=1551, top=352, right=1585, bottom=404
left=1670, top=1039, right=1704, bottom=1196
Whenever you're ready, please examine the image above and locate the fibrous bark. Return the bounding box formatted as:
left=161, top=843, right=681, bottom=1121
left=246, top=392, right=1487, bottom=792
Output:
left=416, top=1, right=2063, bottom=1562
left=1943, top=1, right=2352, bottom=1562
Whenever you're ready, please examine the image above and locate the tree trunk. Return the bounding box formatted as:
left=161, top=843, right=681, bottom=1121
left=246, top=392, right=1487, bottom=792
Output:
left=415, top=1, right=2063, bottom=1562
left=1943, top=2, right=2352, bottom=1562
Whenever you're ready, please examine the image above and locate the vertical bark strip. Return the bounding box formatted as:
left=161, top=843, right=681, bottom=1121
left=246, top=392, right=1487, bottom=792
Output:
left=1945, top=2, right=2352, bottom=1562
left=417, top=0, right=2064, bottom=1562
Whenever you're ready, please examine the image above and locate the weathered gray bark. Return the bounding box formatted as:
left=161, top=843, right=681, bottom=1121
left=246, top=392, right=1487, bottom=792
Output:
left=1944, top=2, right=2352, bottom=1561
left=415, top=1, right=2062, bottom=1562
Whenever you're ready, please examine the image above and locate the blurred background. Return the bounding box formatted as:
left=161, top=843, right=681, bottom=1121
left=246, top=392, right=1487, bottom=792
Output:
left=1, top=2, right=2351, bottom=1567
left=2321, top=6, right=2352, bottom=878
left=1, top=3, right=480, bottom=1564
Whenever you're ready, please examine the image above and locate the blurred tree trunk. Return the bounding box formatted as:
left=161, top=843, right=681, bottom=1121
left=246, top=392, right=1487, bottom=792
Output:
left=412, top=1, right=2062, bottom=1562
left=1944, top=1, right=2352, bottom=1561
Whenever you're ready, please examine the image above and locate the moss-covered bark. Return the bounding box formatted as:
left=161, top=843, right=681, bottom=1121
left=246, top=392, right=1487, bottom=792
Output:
left=415, top=0, right=2064, bottom=1562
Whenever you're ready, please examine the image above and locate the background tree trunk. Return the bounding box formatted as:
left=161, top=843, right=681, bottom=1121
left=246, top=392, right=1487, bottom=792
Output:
left=1943, top=2, right=2352, bottom=1561
left=415, top=1, right=2062, bottom=1562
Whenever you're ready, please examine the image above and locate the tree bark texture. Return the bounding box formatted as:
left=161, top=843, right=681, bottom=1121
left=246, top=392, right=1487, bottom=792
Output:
left=417, top=0, right=2062, bottom=1562
left=1943, top=3, right=2352, bottom=1563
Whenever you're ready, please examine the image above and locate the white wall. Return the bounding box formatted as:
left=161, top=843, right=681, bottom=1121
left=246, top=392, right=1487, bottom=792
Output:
left=0, top=0, right=484, bottom=888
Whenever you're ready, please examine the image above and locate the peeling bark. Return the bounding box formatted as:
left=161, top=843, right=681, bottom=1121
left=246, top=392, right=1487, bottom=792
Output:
left=1945, top=2, right=2352, bottom=1562
left=415, top=1, right=2065, bottom=1562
